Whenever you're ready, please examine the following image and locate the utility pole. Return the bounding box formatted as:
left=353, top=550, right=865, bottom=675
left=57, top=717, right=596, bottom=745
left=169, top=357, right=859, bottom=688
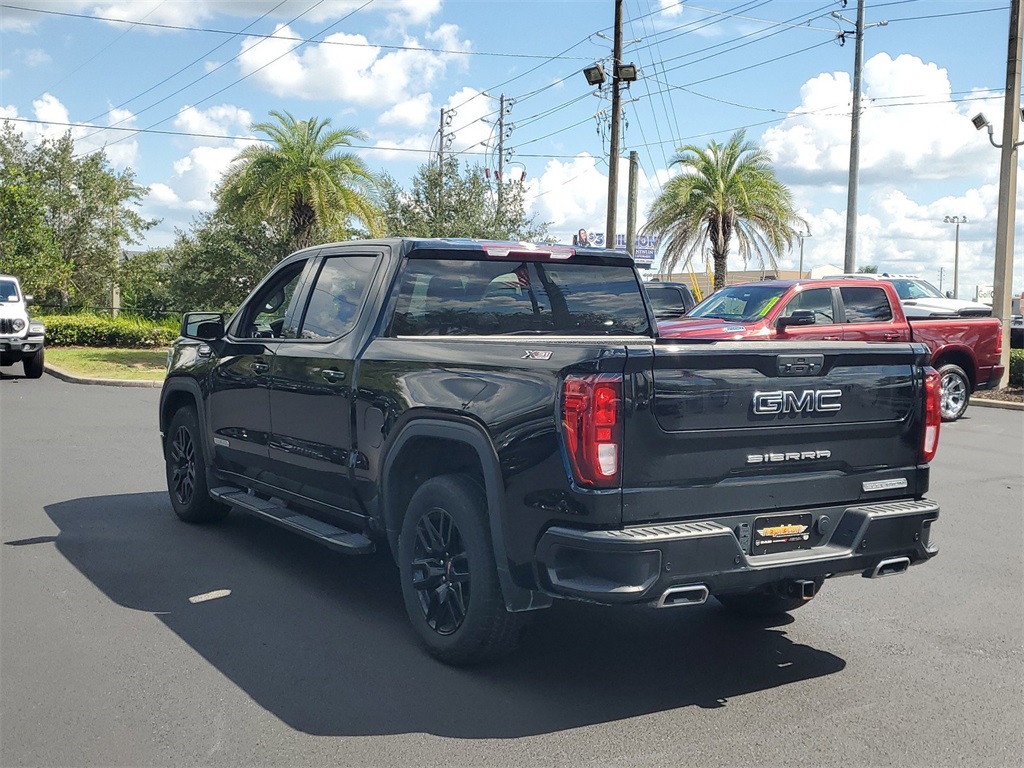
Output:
left=437, top=108, right=446, bottom=170
left=605, top=0, right=624, bottom=251
left=992, top=0, right=1022, bottom=386
left=834, top=0, right=886, bottom=272
left=938, top=267, right=945, bottom=291
left=625, top=150, right=639, bottom=258
left=497, top=94, right=505, bottom=211
left=436, top=107, right=455, bottom=234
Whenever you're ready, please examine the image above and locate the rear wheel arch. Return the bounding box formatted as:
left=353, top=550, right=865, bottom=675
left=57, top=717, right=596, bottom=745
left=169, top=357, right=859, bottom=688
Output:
left=932, top=348, right=976, bottom=389
left=380, top=417, right=548, bottom=613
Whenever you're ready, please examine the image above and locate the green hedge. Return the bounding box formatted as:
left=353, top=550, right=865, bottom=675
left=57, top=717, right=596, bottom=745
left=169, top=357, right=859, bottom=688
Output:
left=1010, top=348, right=1023, bottom=388
left=36, top=313, right=178, bottom=348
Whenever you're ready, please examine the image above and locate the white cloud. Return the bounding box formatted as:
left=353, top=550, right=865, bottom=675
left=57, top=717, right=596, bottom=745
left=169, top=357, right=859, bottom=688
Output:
left=173, top=103, right=253, bottom=143
left=23, top=48, right=51, bottom=66
left=763, top=53, right=1002, bottom=186
left=526, top=153, right=659, bottom=246
left=658, top=0, right=684, bottom=18
left=236, top=23, right=470, bottom=106
left=378, top=93, right=434, bottom=128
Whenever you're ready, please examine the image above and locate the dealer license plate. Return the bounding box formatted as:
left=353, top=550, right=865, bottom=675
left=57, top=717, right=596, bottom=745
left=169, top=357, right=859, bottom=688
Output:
left=751, top=513, right=813, bottom=555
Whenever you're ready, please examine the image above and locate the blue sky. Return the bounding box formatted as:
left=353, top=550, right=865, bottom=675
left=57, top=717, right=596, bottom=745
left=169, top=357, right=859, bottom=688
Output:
left=1, top=0, right=1021, bottom=297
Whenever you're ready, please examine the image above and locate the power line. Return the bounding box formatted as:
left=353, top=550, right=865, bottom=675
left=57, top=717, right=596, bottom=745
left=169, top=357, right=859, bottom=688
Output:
left=81, top=0, right=292, bottom=125
left=76, top=0, right=329, bottom=144
left=0, top=3, right=591, bottom=61
left=94, top=0, right=378, bottom=152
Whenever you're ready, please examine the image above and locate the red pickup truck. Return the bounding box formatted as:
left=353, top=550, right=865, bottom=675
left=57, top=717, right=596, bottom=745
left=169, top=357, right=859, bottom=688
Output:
left=659, top=278, right=1004, bottom=422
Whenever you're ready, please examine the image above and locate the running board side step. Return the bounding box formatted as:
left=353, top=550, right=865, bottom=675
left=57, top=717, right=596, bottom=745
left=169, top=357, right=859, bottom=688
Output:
left=210, top=486, right=374, bottom=555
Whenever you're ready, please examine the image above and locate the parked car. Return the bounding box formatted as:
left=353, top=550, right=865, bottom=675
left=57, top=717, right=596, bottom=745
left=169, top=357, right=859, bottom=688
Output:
left=659, top=278, right=1003, bottom=421
left=1011, top=315, right=1023, bottom=349
left=643, top=280, right=697, bottom=319
left=160, top=239, right=941, bottom=665
left=0, top=274, right=45, bottom=378
left=835, top=273, right=992, bottom=318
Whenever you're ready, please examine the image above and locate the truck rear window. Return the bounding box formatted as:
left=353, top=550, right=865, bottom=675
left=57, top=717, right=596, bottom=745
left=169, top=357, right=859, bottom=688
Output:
left=388, top=258, right=651, bottom=336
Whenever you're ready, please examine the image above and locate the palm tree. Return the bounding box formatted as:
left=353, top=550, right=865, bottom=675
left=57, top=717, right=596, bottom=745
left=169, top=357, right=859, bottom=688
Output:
left=221, top=110, right=380, bottom=250
left=642, top=130, right=805, bottom=289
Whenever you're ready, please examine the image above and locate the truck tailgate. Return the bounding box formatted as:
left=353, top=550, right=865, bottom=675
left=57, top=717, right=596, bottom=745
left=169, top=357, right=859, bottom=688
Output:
left=621, top=341, right=932, bottom=523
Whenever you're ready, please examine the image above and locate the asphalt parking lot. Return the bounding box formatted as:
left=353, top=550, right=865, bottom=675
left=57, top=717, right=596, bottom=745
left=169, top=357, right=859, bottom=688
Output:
left=1, top=371, right=1021, bottom=768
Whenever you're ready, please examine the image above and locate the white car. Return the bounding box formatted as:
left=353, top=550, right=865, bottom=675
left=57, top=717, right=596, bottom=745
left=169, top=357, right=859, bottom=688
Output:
left=834, top=274, right=992, bottom=318
left=0, top=275, right=46, bottom=378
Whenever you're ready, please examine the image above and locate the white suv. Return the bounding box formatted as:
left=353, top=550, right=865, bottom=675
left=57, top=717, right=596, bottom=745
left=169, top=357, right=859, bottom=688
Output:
left=0, top=275, right=46, bottom=378
left=834, top=274, right=992, bottom=318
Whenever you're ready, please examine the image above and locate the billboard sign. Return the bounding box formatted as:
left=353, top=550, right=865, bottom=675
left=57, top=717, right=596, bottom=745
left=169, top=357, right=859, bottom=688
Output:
left=573, top=229, right=658, bottom=267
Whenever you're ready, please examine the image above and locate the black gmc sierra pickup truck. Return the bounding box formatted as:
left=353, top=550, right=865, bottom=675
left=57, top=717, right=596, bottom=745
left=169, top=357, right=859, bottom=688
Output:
left=160, top=238, right=942, bottom=665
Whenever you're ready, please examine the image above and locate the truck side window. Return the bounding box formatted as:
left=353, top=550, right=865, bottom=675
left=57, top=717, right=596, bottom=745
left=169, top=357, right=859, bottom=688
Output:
left=234, top=261, right=306, bottom=339
left=782, top=288, right=834, bottom=323
left=840, top=286, right=893, bottom=323
left=296, top=255, right=377, bottom=340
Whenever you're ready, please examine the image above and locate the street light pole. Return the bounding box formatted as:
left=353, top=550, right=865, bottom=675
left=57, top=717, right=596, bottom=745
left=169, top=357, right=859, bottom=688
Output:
left=943, top=216, right=966, bottom=299
left=797, top=231, right=812, bottom=277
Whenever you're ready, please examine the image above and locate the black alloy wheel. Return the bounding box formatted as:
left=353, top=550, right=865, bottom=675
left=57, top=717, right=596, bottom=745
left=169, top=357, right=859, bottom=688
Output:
left=169, top=423, right=197, bottom=507
left=398, top=474, right=525, bottom=665
left=410, top=507, right=471, bottom=636
left=164, top=407, right=227, bottom=523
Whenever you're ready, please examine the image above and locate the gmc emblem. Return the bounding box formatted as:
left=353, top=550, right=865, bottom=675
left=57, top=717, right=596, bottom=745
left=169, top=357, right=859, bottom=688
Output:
left=752, top=389, right=842, bottom=415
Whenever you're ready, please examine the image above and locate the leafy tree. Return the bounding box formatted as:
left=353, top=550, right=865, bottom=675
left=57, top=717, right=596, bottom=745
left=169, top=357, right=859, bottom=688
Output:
left=0, top=123, right=155, bottom=307
left=857, top=265, right=878, bottom=273
left=641, top=130, right=804, bottom=289
left=165, top=208, right=292, bottom=313
left=0, top=166, right=69, bottom=299
left=117, top=249, right=173, bottom=317
left=380, top=158, right=547, bottom=241
left=219, top=111, right=380, bottom=250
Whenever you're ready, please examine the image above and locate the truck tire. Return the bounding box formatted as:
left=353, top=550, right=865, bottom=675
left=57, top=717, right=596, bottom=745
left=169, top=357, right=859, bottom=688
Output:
left=716, top=580, right=824, bottom=618
left=0, top=352, right=13, bottom=367
left=398, top=474, right=524, bottom=665
left=165, top=406, right=228, bottom=524
left=22, top=349, right=44, bottom=379
left=937, top=363, right=970, bottom=422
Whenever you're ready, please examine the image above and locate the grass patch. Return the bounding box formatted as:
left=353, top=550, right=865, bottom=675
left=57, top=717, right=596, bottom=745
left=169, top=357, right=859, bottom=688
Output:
left=46, top=346, right=168, bottom=381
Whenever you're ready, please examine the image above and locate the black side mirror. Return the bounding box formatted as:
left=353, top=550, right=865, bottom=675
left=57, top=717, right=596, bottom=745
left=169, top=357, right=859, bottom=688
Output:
left=945, top=291, right=954, bottom=299
left=777, top=309, right=815, bottom=331
left=23, top=294, right=34, bottom=305
left=181, top=312, right=225, bottom=340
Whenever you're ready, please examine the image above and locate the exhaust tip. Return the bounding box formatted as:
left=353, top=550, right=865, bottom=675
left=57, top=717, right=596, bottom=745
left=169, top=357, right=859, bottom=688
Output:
left=656, top=584, right=709, bottom=608
left=869, top=556, right=911, bottom=579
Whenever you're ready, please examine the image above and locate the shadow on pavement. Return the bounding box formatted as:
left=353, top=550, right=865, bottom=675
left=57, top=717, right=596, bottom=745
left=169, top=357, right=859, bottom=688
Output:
left=34, top=492, right=846, bottom=737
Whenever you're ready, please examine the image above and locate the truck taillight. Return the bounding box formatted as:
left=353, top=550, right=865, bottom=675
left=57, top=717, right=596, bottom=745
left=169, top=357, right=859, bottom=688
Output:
left=561, top=373, right=622, bottom=488
left=995, top=321, right=1002, bottom=355
left=922, top=367, right=941, bottom=463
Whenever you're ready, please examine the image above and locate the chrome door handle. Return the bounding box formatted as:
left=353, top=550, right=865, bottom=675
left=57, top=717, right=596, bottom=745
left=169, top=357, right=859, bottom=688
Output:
left=321, top=369, right=346, bottom=383
left=883, top=332, right=900, bottom=341
left=823, top=335, right=840, bottom=341
left=250, top=361, right=270, bottom=374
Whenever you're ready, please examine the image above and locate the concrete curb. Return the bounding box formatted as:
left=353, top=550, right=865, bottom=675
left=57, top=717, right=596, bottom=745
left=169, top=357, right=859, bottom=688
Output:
left=44, top=364, right=163, bottom=389
left=970, top=396, right=1024, bottom=412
